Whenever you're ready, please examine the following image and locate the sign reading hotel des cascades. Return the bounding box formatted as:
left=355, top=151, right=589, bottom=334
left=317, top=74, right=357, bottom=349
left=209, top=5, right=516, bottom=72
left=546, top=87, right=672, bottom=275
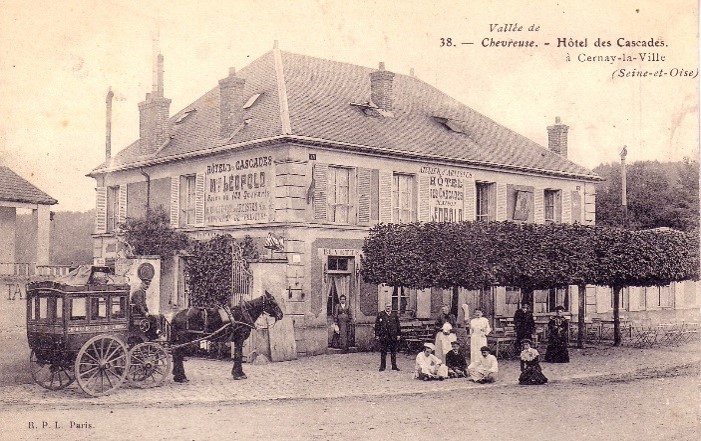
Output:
left=205, top=155, right=273, bottom=225
left=420, top=166, right=471, bottom=222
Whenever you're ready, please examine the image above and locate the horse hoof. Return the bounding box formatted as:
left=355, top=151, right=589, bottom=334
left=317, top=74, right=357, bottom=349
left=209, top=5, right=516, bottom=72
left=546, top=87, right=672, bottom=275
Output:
left=233, top=375, right=247, bottom=380
left=174, top=377, right=189, bottom=383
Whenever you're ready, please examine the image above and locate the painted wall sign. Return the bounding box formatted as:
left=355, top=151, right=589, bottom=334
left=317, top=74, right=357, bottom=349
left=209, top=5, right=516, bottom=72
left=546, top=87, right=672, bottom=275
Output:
left=420, top=166, right=471, bottom=222
left=205, top=156, right=273, bottom=225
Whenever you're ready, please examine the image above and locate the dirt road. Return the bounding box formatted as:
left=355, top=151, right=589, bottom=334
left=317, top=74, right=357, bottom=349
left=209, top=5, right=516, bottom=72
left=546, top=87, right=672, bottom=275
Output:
left=3, top=367, right=698, bottom=441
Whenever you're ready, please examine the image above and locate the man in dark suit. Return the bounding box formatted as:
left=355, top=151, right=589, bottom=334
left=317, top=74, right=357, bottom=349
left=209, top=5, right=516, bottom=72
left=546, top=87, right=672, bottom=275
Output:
left=513, top=303, right=535, bottom=350
left=375, top=302, right=401, bottom=371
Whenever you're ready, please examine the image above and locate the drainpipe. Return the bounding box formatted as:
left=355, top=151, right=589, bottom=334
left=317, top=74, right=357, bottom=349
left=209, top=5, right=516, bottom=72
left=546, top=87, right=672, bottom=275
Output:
left=140, top=168, right=151, bottom=212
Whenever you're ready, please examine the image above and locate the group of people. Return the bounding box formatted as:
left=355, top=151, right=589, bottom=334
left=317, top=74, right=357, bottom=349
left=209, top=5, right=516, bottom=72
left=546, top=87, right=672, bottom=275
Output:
left=374, top=301, right=570, bottom=386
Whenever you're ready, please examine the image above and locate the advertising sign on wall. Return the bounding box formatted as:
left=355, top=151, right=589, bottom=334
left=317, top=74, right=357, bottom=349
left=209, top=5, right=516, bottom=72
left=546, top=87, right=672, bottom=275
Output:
left=420, top=166, right=471, bottom=222
left=205, top=156, right=273, bottom=225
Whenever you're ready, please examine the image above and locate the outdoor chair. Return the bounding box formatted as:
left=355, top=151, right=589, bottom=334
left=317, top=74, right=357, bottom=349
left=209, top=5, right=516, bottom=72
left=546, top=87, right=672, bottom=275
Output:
left=628, top=323, right=658, bottom=348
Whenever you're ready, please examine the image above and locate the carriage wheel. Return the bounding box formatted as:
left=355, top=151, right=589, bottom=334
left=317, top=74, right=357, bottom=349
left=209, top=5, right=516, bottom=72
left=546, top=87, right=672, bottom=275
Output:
left=29, top=350, right=75, bottom=390
left=74, top=335, right=129, bottom=397
left=126, top=342, right=171, bottom=388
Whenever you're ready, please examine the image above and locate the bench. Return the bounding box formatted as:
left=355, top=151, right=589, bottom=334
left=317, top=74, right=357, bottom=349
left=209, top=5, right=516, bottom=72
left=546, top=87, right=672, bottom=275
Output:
left=400, top=320, right=436, bottom=355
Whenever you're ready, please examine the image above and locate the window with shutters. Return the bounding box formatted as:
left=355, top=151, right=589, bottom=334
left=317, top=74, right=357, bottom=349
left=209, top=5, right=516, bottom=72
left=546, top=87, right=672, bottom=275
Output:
left=106, top=186, right=119, bottom=232
left=179, top=175, right=197, bottom=227
left=392, top=173, right=416, bottom=223
left=544, top=189, right=562, bottom=223
left=328, top=166, right=352, bottom=224
left=476, top=182, right=495, bottom=221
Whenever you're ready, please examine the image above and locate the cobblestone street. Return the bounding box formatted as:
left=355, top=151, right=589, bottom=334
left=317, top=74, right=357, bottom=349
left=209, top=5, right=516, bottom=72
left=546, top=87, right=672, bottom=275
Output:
left=1, top=343, right=699, bottom=409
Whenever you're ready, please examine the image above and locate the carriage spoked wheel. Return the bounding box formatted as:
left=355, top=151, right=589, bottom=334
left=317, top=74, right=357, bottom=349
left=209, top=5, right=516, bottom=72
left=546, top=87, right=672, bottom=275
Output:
left=74, top=335, right=129, bottom=397
left=126, top=342, right=172, bottom=388
left=29, top=350, right=75, bottom=390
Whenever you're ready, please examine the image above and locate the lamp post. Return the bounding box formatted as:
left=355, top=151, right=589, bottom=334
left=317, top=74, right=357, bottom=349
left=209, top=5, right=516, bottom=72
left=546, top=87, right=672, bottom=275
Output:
left=620, top=145, right=628, bottom=228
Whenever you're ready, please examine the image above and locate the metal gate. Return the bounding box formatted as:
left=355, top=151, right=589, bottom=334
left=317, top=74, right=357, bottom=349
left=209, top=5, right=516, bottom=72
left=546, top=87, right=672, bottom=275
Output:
left=231, top=243, right=253, bottom=305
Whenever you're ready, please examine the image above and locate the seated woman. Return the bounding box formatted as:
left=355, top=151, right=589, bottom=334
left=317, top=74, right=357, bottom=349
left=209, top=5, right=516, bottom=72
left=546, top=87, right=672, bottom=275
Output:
left=518, top=339, right=548, bottom=385
left=445, top=341, right=468, bottom=378
left=414, top=343, right=449, bottom=381
left=467, top=346, right=499, bottom=383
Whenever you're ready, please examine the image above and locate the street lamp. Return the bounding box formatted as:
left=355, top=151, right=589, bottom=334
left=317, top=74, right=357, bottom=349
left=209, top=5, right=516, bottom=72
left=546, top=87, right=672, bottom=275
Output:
left=620, top=145, right=628, bottom=228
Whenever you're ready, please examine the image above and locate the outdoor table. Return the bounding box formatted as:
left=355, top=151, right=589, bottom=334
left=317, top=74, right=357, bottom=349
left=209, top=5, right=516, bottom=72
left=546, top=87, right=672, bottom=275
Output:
left=487, top=334, right=517, bottom=359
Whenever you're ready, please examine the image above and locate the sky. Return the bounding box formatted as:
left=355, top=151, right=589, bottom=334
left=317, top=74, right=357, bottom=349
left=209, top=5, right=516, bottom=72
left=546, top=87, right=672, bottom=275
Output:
left=0, top=0, right=698, bottom=212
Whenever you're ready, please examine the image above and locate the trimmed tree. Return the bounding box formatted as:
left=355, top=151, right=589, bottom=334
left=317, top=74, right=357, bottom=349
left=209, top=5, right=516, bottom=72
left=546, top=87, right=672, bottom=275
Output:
left=118, top=208, right=192, bottom=257
left=186, top=234, right=260, bottom=308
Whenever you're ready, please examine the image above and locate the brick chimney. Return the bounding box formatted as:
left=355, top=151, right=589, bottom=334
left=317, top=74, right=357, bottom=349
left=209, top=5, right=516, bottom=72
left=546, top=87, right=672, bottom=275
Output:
left=219, top=67, right=246, bottom=137
left=547, top=117, right=569, bottom=157
left=138, top=53, right=171, bottom=155
left=370, top=62, right=395, bottom=112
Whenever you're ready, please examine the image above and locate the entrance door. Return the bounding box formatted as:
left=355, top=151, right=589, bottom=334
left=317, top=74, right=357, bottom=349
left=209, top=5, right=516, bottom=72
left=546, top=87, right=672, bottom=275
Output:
left=327, top=274, right=351, bottom=347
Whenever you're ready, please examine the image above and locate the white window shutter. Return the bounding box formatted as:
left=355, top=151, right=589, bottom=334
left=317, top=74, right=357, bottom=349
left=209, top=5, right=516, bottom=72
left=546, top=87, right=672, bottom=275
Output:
left=312, top=163, right=328, bottom=221
left=378, top=170, right=392, bottom=223
left=95, top=187, right=107, bottom=234
left=463, top=178, right=476, bottom=221
left=170, top=176, right=180, bottom=227
left=118, top=185, right=127, bottom=225
left=418, top=174, right=430, bottom=222
left=533, top=188, right=544, bottom=224
left=357, top=167, right=372, bottom=224
left=496, top=183, right=507, bottom=221
left=562, top=190, right=572, bottom=223
left=195, top=173, right=205, bottom=225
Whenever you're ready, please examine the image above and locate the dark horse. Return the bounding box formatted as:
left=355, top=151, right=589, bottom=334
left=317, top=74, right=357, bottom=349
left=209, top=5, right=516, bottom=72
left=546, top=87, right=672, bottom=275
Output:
left=170, top=291, right=284, bottom=382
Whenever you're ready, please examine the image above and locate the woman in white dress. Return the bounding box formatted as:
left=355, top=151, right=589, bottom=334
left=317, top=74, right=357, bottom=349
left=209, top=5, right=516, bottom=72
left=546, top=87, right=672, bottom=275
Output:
left=469, top=309, right=492, bottom=363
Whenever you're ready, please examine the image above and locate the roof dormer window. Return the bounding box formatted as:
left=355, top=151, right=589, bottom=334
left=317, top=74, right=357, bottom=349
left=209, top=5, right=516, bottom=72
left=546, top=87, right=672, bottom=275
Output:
left=243, top=93, right=263, bottom=109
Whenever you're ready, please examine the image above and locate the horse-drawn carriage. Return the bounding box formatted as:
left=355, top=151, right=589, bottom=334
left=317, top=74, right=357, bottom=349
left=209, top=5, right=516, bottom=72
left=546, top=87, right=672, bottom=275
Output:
left=26, top=265, right=284, bottom=397
left=26, top=266, right=172, bottom=396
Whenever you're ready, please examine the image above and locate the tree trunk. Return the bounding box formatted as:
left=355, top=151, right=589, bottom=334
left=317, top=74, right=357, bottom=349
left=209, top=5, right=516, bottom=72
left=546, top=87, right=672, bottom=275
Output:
left=451, top=285, right=460, bottom=318
left=612, top=285, right=621, bottom=346
left=578, top=284, right=586, bottom=349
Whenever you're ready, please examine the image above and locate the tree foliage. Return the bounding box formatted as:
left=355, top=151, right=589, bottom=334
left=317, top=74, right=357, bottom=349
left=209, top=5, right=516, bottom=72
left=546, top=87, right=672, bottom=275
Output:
left=361, top=221, right=699, bottom=291
left=186, top=234, right=259, bottom=308
left=118, top=208, right=192, bottom=257
left=594, top=159, right=699, bottom=232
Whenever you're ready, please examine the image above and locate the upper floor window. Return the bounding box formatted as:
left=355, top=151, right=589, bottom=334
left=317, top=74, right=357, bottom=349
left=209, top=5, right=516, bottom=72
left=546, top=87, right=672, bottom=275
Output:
left=106, top=186, right=119, bottom=232
left=392, top=173, right=416, bottom=223
left=180, top=175, right=197, bottom=227
left=476, top=182, right=495, bottom=221
left=328, top=166, right=352, bottom=223
left=544, top=189, right=562, bottom=223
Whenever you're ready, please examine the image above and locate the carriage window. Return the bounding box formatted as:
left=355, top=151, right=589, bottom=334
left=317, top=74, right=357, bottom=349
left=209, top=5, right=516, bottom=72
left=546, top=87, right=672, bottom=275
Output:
left=70, top=297, right=87, bottom=320
left=55, top=297, right=63, bottom=320
left=91, top=297, right=108, bottom=320
left=38, top=297, right=49, bottom=320
left=28, top=296, right=36, bottom=320
left=111, top=296, right=126, bottom=319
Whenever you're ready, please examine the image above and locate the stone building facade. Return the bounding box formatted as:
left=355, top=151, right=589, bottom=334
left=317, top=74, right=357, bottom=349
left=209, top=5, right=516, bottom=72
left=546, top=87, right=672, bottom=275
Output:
left=90, top=44, right=610, bottom=355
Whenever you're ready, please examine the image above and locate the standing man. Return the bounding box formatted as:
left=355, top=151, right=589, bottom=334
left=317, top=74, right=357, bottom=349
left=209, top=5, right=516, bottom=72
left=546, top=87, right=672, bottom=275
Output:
left=513, top=303, right=535, bottom=351
left=375, top=302, right=401, bottom=371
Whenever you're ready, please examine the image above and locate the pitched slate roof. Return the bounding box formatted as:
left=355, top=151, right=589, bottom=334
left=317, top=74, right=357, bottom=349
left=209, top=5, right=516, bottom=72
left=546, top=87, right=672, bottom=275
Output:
left=0, top=166, right=58, bottom=205
left=91, top=49, right=600, bottom=181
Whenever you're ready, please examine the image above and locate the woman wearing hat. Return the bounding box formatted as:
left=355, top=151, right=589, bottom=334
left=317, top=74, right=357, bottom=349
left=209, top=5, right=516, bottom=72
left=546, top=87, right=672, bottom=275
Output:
left=414, top=343, right=448, bottom=380
left=544, top=305, right=570, bottom=363
left=519, top=339, right=548, bottom=385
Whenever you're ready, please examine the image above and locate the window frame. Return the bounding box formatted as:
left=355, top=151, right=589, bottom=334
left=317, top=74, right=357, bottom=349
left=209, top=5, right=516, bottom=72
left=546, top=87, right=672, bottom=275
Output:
left=392, top=173, right=417, bottom=223
left=327, top=166, right=354, bottom=224
left=544, top=189, right=562, bottom=223
left=476, top=182, right=495, bottom=222
left=180, top=174, right=197, bottom=227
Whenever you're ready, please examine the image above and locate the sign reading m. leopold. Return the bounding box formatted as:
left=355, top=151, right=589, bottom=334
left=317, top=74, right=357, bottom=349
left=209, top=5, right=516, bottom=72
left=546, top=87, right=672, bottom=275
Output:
left=205, top=156, right=273, bottom=225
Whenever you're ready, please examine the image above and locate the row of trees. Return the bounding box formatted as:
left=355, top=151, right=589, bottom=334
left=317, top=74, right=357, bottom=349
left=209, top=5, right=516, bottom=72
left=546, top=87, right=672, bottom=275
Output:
left=361, top=221, right=699, bottom=346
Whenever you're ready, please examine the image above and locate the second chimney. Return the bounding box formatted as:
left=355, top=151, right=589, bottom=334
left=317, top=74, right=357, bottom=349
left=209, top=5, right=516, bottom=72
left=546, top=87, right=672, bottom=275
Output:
left=138, top=53, right=171, bottom=155
left=370, top=62, right=395, bottom=112
left=219, top=67, right=246, bottom=137
left=547, top=117, right=569, bottom=157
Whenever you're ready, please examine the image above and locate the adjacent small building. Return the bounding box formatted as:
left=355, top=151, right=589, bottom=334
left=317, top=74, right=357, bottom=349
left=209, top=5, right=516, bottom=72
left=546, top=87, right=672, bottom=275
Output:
left=0, top=166, right=57, bottom=274
left=89, top=44, right=696, bottom=356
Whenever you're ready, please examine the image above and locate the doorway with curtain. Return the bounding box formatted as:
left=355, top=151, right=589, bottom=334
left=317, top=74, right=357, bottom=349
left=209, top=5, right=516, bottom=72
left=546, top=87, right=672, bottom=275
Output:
left=325, top=256, right=354, bottom=348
